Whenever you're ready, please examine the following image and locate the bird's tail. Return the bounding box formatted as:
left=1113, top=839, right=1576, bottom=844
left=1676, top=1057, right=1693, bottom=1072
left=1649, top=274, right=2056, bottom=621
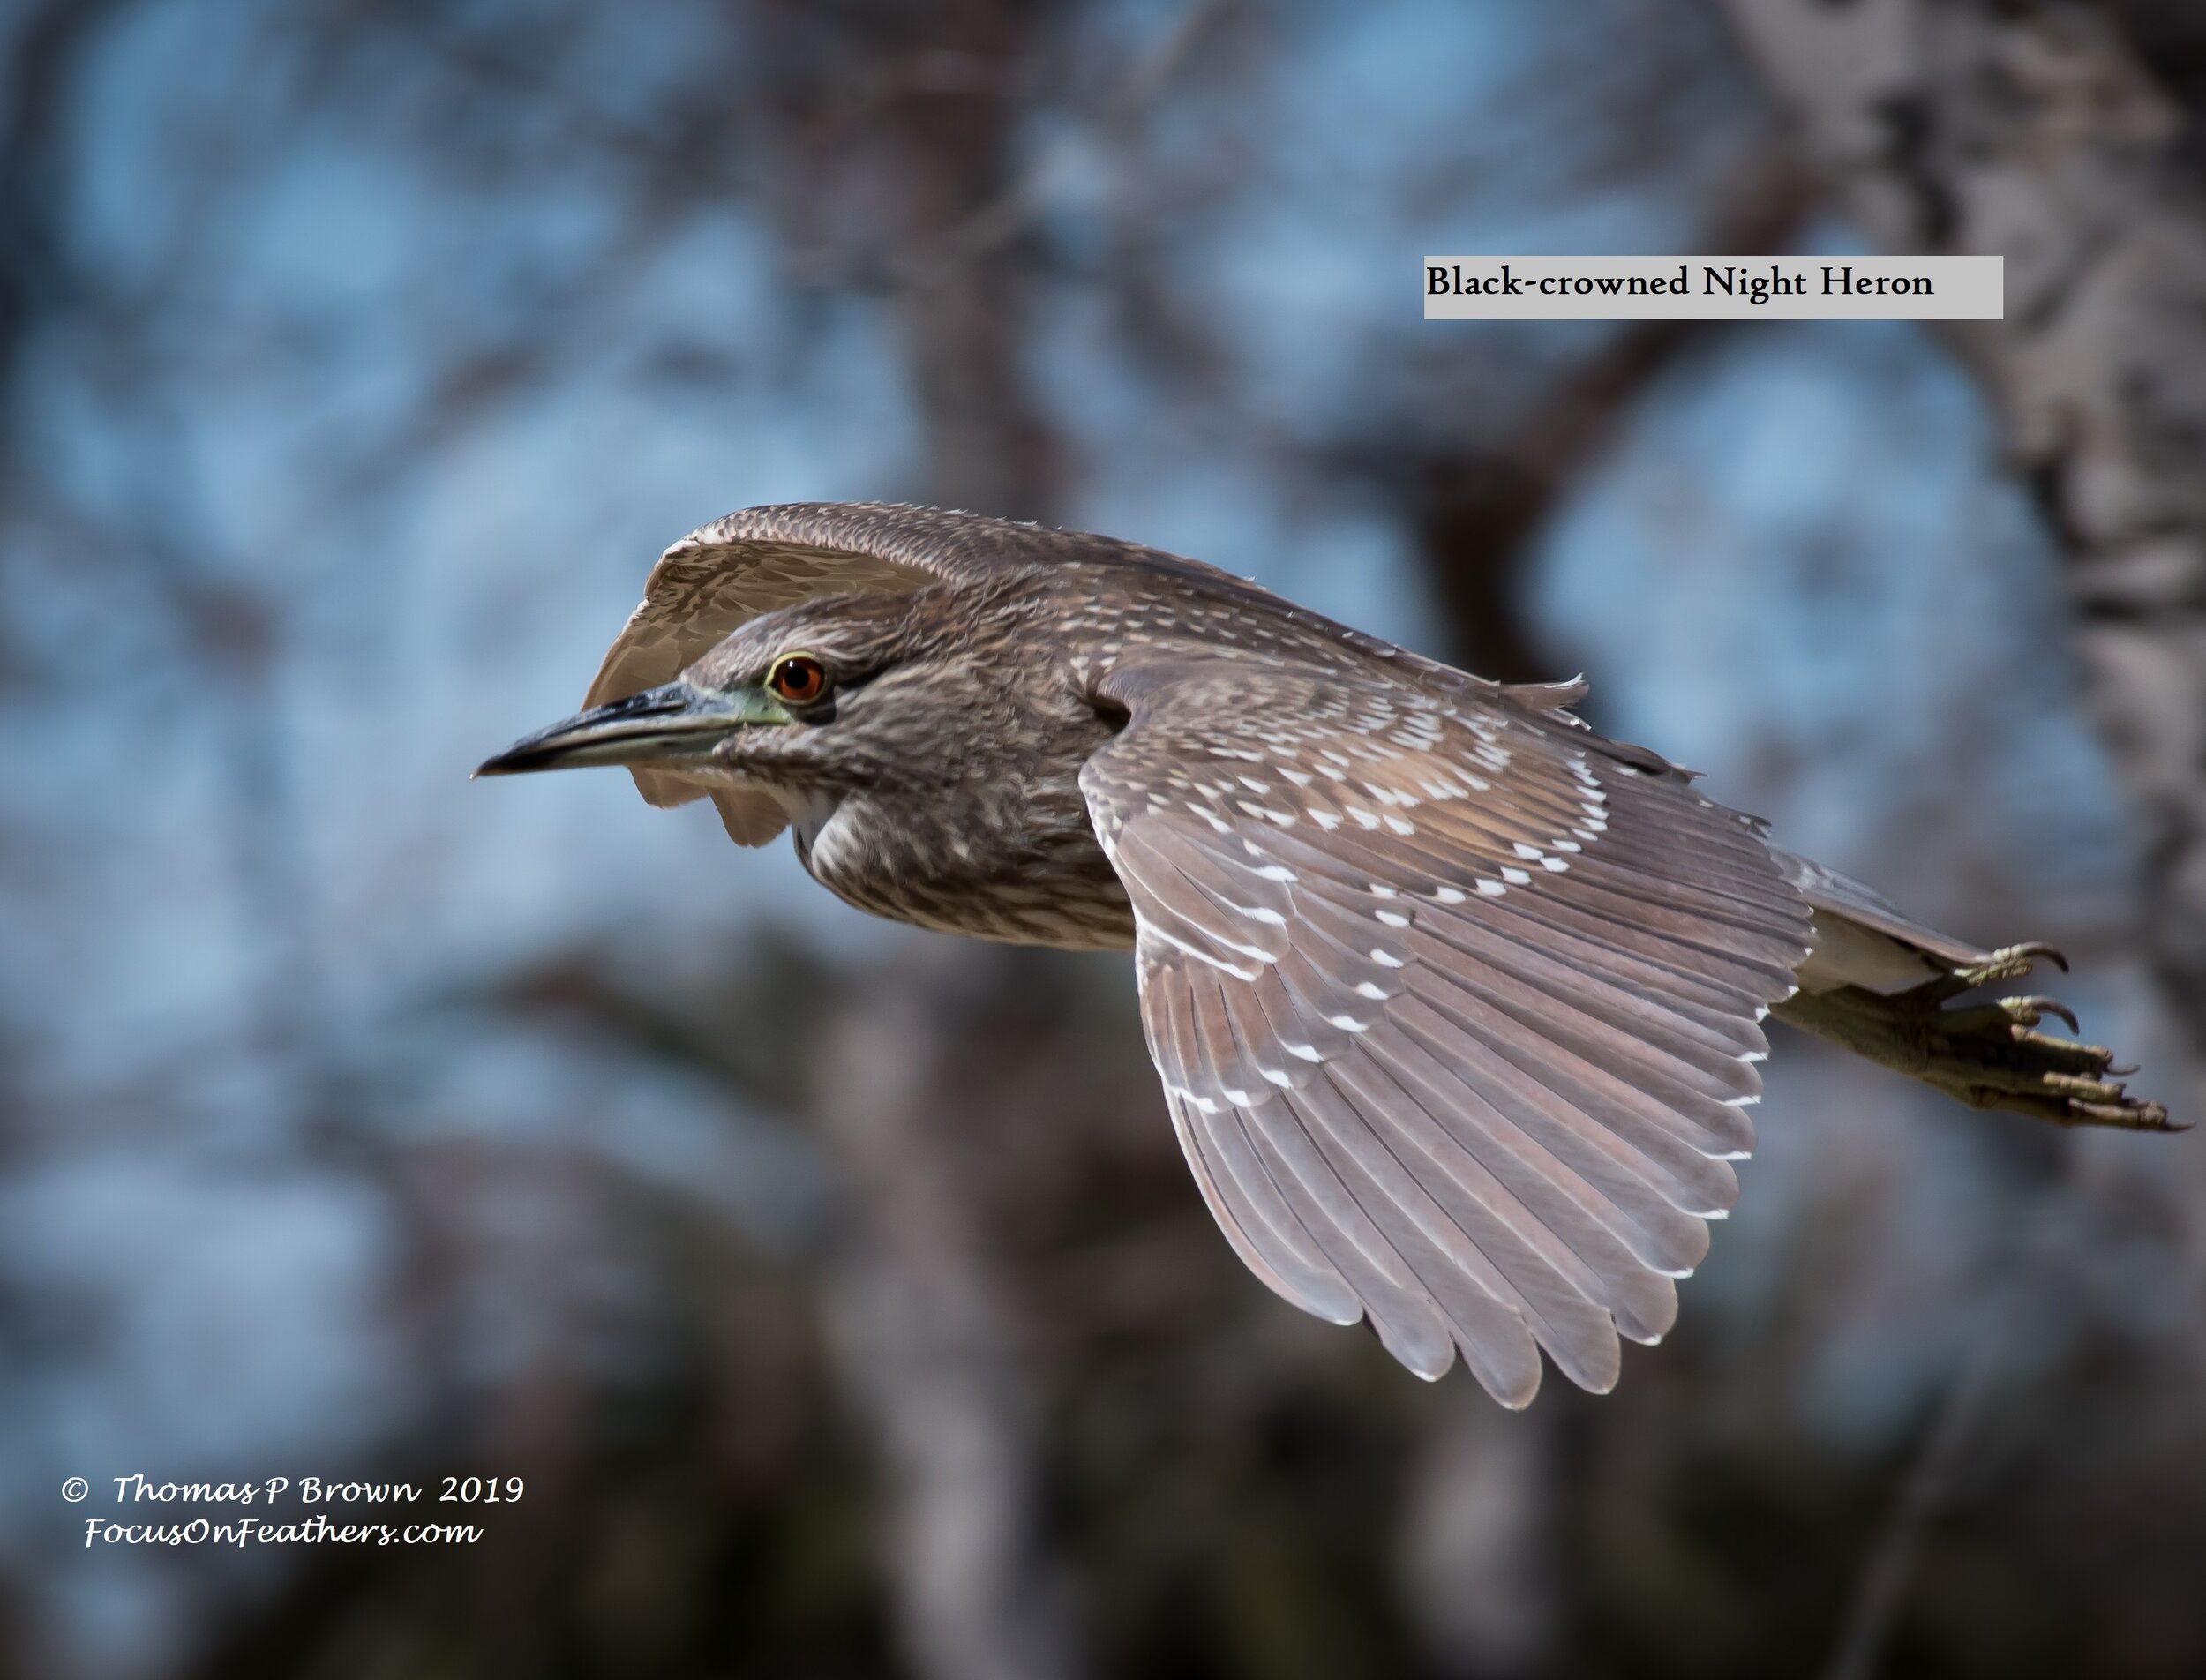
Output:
left=1773, top=941, right=2174, bottom=1130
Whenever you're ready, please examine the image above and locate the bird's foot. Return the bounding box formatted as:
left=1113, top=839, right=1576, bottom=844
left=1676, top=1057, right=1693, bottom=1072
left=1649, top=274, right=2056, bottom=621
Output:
left=1918, top=941, right=2067, bottom=1002
left=1775, top=952, right=2177, bottom=1132
left=1913, top=989, right=2170, bottom=1129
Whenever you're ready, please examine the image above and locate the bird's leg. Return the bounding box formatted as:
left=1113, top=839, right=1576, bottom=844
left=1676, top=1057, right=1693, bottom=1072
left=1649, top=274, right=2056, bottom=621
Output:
left=1772, top=945, right=2176, bottom=1131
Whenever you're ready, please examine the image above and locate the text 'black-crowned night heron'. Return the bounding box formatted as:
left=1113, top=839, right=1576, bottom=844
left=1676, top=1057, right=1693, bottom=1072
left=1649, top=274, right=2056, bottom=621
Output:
left=478, top=503, right=2178, bottom=1406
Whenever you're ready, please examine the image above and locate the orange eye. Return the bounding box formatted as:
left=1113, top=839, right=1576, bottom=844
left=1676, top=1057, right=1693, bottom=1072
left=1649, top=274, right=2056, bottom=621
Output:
left=767, top=653, right=829, bottom=706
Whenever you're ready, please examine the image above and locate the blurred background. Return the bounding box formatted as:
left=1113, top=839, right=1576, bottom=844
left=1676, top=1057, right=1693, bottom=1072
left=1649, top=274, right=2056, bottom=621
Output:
left=4, top=1, right=2205, bottom=1676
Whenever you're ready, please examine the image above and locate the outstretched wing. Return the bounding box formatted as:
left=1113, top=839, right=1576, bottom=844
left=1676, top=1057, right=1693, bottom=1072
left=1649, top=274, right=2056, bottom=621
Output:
left=585, top=502, right=1051, bottom=842
left=1080, top=655, right=1812, bottom=1406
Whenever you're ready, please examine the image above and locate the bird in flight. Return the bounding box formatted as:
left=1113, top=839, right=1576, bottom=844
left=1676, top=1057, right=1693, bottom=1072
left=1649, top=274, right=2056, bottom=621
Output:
left=478, top=503, right=2174, bottom=1406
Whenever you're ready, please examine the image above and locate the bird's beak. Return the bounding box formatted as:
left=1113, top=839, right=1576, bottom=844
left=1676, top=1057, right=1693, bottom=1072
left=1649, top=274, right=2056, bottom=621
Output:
left=473, top=680, right=788, bottom=777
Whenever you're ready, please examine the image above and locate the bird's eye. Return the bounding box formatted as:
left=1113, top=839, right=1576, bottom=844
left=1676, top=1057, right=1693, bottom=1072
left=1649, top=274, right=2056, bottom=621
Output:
left=767, top=652, right=830, bottom=706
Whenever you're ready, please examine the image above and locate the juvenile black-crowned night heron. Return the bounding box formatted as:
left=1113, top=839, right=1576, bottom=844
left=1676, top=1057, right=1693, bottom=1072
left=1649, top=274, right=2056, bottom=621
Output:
left=479, top=502, right=2174, bottom=1406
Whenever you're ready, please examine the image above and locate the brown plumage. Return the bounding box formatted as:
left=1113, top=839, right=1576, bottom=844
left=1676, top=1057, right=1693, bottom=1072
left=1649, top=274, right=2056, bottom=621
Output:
left=477, top=502, right=2176, bottom=1406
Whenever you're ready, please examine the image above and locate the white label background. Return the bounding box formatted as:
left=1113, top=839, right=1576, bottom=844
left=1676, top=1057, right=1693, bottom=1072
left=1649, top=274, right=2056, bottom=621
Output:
left=1422, top=256, right=2003, bottom=320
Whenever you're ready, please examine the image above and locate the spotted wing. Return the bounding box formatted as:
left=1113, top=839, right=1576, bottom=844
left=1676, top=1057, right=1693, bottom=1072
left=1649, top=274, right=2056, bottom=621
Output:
left=1079, top=659, right=1812, bottom=1406
left=586, top=503, right=1045, bottom=843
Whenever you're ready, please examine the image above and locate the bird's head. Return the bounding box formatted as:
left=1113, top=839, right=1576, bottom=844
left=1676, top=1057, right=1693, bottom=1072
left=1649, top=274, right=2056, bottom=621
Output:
left=475, top=584, right=1079, bottom=807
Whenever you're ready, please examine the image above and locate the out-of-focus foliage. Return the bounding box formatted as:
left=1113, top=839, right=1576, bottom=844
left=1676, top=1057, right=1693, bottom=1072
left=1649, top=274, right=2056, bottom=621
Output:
left=1, top=2, right=2199, bottom=1677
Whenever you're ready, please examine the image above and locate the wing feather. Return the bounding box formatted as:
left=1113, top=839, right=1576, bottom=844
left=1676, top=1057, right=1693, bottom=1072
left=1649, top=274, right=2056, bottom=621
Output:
left=1254, top=821, right=1796, bottom=1004
left=1170, top=1092, right=1361, bottom=1323
left=1082, top=652, right=1810, bottom=1403
left=1309, top=1060, right=1626, bottom=1391
left=1235, top=1095, right=1468, bottom=1382
left=1384, top=997, right=1716, bottom=1279
left=1354, top=1024, right=1680, bottom=1341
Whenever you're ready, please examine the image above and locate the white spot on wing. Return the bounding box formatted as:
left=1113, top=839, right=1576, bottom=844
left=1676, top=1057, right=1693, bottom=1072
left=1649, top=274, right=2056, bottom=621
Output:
left=1140, top=924, right=1264, bottom=980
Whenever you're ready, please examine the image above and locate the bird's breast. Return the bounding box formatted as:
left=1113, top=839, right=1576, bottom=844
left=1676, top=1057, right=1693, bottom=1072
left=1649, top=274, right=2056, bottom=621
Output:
left=795, top=788, right=1136, bottom=953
